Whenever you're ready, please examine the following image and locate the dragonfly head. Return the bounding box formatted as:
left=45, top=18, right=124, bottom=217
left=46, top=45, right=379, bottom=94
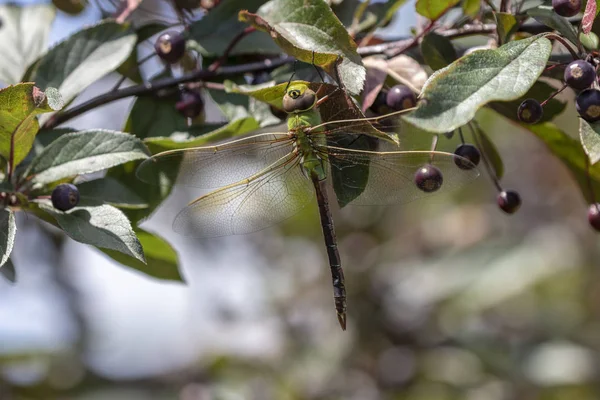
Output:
left=283, top=84, right=317, bottom=114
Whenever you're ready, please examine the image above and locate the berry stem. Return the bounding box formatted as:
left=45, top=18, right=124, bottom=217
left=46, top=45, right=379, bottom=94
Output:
left=540, top=83, right=568, bottom=107
left=208, top=26, right=256, bottom=72
left=546, top=33, right=580, bottom=60
left=458, top=127, right=466, bottom=144
left=470, top=121, right=503, bottom=192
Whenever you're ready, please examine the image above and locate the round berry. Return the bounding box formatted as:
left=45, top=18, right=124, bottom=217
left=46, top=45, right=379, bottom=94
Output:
left=176, top=90, right=204, bottom=119
left=51, top=183, right=80, bottom=211
left=154, top=31, right=186, bottom=64
left=368, top=89, right=390, bottom=115
left=414, top=164, right=443, bottom=193
left=588, top=203, right=600, bottom=231
left=497, top=190, right=521, bottom=214
left=454, top=144, right=480, bottom=170
left=552, top=0, right=581, bottom=17
left=576, top=89, right=600, bottom=122
left=517, top=99, right=543, bottom=124
left=386, top=85, right=417, bottom=111
left=564, top=60, right=596, bottom=90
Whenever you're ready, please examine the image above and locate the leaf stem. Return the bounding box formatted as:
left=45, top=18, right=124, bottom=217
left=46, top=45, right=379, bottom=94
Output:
left=546, top=33, right=580, bottom=60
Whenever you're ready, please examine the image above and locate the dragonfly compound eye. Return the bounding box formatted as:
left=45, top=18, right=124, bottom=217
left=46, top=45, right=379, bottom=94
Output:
left=283, top=90, right=317, bottom=113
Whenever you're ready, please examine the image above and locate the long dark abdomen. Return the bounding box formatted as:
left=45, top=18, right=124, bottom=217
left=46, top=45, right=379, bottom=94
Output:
left=311, top=175, right=347, bottom=330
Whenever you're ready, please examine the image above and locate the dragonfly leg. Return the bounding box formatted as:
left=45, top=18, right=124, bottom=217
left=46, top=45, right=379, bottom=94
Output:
left=312, top=176, right=347, bottom=331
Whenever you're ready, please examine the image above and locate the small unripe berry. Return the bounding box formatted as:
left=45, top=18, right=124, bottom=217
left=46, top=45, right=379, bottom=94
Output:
left=454, top=144, right=480, bottom=170
left=497, top=190, right=521, bottom=214
left=51, top=183, right=80, bottom=211
left=154, top=31, right=186, bottom=64
left=576, top=89, right=600, bottom=122
left=386, top=85, right=417, bottom=111
left=414, top=164, right=443, bottom=193
left=552, top=0, right=581, bottom=17
left=517, top=99, right=543, bottom=124
left=564, top=60, right=596, bottom=90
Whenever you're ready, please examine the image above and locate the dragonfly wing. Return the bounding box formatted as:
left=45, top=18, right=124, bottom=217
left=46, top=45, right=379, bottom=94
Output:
left=325, top=146, right=479, bottom=206
left=136, top=133, right=294, bottom=189
left=172, top=154, right=315, bottom=238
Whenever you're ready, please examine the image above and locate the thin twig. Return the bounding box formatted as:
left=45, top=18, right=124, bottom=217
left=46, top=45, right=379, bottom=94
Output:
left=42, top=56, right=295, bottom=129
left=208, top=26, right=257, bottom=72
left=547, top=33, right=580, bottom=60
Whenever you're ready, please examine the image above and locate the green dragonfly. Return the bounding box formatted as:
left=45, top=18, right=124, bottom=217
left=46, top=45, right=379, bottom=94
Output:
left=137, top=81, right=479, bottom=330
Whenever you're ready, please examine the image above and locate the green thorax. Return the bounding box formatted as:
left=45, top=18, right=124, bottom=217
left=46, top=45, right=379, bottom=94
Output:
left=288, top=109, right=327, bottom=181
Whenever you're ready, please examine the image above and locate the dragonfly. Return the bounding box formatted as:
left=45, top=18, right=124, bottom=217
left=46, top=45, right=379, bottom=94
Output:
left=136, top=80, right=479, bottom=330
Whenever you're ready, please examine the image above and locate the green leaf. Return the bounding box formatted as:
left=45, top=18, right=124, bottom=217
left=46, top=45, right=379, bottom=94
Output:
left=0, top=83, right=63, bottom=166
left=226, top=80, right=399, bottom=143
left=24, top=20, right=137, bottom=105
left=143, top=117, right=261, bottom=153
left=525, top=122, right=600, bottom=203
left=0, top=258, right=16, bottom=283
left=101, top=229, right=183, bottom=282
left=416, top=0, right=460, bottom=20
left=240, top=0, right=365, bottom=95
left=77, top=177, right=148, bottom=209
left=527, top=6, right=579, bottom=46
left=474, top=123, right=504, bottom=178
left=487, top=80, right=566, bottom=123
left=0, top=5, right=55, bottom=85
left=37, top=202, right=145, bottom=263
left=188, top=0, right=278, bottom=56
left=330, top=134, right=377, bottom=207
left=107, top=159, right=174, bottom=226
left=403, top=34, right=552, bottom=133
left=580, top=31, right=599, bottom=50
left=495, top=12, right=519, bottom=45
left=420, top=32, right=457, bottom=71
left=25, top=130, right=149, bottom=185
left=580, top=119, right=600, bottom=164
left=0, top=209, right=16, bottom=268
left=462, top=0, right=480, bottom=18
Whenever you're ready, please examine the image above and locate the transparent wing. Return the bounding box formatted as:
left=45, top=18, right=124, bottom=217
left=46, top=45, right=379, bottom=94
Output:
left=324, top=146, right=479, bottom=206
left=136, top=133, right=294, bottom=189
left=172, top=154, right=314, bottom=238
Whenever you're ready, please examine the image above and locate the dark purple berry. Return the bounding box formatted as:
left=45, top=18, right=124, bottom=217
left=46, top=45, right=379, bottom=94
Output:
left=552, top=0, right=581, bottom=17
left=588, top=203, right=600, bottom=231
left=454, top=144, right=480, bottom=170
left=564, top=60, right=596, bottom=90
left=517, top=99, right=543, bottom=124
left=497, top=190, right=521, bottom=214
left=369, top=89, right=390, bottom=115
left=414, top=164, right=443, bottom=193
left=176, top=90, right=204, bottom=119
left=386, top=85, right=417, bottom=111
left=51, top=183, right=79, bottom=211
left=154, top=31, right=186, bottom=64
left=576, top=89, right=600, bottom=122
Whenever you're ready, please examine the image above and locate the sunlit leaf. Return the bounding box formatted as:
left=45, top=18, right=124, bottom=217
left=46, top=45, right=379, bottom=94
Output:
left=0, top=4, right=55, bottom=85
left=403, top=34, right=552, bottom=133
left=0, top=84, right=63, bottom=166
left=37, top=202, right=145, bottom=263
left=240, top=0, right=365, bottom=95
left=416, top=0, right=460, bottom=20
left=0, top=209, right=16, bottom=268
left=25, top=130, right=148, bottom=185
left=24, top=20, right=137, bottom=105
left=580, top=119, right=600, bottom=164
left=77, top=177, right=148, bottom=209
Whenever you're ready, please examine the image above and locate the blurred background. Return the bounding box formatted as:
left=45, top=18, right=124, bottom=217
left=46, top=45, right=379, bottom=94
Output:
left=1, top=1, right=599, bottom=399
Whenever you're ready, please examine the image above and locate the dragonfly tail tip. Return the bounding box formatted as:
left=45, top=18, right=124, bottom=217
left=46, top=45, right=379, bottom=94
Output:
left=337, top=313, right=347, bottom=331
